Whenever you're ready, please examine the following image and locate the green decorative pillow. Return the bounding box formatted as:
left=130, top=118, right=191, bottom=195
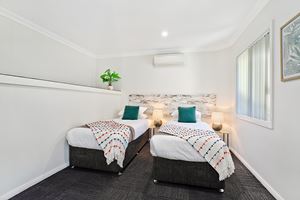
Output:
left=178, top=106, right=196, bottom=123
left=122, top=105, right=140, bottom=120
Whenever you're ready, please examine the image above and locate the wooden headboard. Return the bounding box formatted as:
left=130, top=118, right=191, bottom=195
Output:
left=128, top=94, right=216, bottom=118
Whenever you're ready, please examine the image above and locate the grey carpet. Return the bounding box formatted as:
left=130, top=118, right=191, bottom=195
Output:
left=11, top=143, right=275, bottom=200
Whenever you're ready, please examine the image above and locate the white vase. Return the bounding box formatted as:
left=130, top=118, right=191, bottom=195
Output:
left=108, top=85, right=114, bottom=90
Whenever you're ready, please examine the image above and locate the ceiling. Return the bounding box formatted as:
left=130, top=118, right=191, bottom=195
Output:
left=0, top=0, right=270, bottom=58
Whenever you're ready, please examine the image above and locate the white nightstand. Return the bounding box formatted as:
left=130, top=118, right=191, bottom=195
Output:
left=216, top=130, right=230, bottom=147
left=149, top=126, right=160, bottom=139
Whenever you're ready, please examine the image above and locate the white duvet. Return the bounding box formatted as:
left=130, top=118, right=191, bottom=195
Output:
left=66, top=119, right=149, bottom=150
left=150, top=121, right=215, bottom=162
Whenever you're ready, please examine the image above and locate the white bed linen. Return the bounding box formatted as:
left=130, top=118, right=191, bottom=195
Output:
left=67, top=119, right=149, bottom=150
left=150, top=121, right=214, bottom=162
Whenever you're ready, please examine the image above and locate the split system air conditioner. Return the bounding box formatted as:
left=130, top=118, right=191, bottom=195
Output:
left=153, top=53, right=185, bottom=66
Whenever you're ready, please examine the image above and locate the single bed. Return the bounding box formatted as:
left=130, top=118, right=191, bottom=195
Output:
left=67, top=119, right=150, bottom=174
left=150, top=121, right=226, bottom=192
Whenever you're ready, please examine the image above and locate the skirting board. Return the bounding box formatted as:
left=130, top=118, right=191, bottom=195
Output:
left=230, top=148, right=284, bottom=200
left=0, top=163, right=69, bottom=200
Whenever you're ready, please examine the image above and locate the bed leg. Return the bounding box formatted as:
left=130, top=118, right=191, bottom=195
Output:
left=219, top=189, right=224, bottom=193
left=153, top=179, right=158, bottom=184
left=118, top=172, right=123, bottom=176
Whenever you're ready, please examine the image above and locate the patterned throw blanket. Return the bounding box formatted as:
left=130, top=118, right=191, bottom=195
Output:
left=159, top=122, right=235, bottom=181
left=86, top=120, right=134, bottom=168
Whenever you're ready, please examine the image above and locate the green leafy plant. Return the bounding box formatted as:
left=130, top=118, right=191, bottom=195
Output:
left=100, top=69, right=121, bottom=86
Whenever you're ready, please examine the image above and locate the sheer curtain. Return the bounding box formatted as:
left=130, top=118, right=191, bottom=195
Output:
left=237, top=33, right=271, bottom=122
left=251, top=33, right=271, bottom=121
left=237, top=50, right=250, bottom=116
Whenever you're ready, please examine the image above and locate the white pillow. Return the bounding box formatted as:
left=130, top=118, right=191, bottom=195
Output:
left=140, top=113, right=148, bottom=119
left=139, top=106, right=148, bottom=114
left=118, top=106, right=148, bottom=119
left=171, top=109, right=202, bottom=121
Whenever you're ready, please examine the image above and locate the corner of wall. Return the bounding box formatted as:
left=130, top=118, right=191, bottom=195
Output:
left=230, top=148, right=284, bottom=200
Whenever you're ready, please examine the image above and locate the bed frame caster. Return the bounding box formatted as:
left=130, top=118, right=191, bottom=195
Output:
left=153, top=179, right=158, bottom=184
left=118, top=172, right=123, bottom=176
left=219, top=189, right=224, bottom=193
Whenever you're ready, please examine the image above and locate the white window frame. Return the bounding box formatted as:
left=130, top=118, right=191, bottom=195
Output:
left=236, top=23, right=274, bottom=129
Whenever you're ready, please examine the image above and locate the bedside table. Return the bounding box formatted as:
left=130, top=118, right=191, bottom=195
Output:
left=216, top=130, right=230, bottom=147
left=150, top=126, right=160, bottom=139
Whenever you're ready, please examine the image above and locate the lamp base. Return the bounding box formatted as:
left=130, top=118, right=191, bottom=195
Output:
left=212, top=123, right=222, bottom=131
left=154, top=120, right=162, bottom=128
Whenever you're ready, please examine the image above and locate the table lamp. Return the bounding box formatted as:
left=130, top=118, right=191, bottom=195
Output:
left=211, top=112, right=224, bottom=131
left=153, top=109, right=163, bottom=127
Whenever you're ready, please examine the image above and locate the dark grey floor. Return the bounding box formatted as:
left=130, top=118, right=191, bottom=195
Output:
left=11, top=143, right=275, bottom=200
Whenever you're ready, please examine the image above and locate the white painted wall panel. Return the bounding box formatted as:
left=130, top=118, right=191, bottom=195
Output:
left=231, top=0, right=300, bottom=199
left=0, top=14, right=122, bottom=198
left=0, top=15, right=96, bottom=87
left=97, top=51, right=234, bottom=109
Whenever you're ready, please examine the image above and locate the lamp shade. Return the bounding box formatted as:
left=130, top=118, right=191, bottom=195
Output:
left=153, top=109, right=163, bottom=120
left=211, top=112, right=224, bottom=124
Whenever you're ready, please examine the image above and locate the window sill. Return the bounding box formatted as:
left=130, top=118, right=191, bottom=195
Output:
left=237, top=114, right=273, bottom=129
left=0, top=74, right=122, bottom=95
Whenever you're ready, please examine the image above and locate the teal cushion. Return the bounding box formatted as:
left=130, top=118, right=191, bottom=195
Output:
left=178, top=106, right=196, bottom=123
left=122, top=105, right=140, bottom=120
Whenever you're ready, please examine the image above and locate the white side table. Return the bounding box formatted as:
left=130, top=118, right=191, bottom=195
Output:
left=149, top=126, right=159, bottom=139
left=216, top=130, right=230, bottom=147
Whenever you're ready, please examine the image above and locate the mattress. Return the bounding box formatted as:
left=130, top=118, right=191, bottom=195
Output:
left=67, top=119, right=150, bottom=150
left=150, top=121, right=214, bottom=162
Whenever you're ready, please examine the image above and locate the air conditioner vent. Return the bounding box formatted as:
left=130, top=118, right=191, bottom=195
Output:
left=153, top=53, right=185, bottom=66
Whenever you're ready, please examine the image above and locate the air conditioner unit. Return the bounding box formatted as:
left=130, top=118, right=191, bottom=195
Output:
left=153, top=53, right=185, bottom=66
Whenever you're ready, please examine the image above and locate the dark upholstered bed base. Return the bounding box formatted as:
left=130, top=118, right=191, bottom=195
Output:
left=69, top=129, right=149, bottom=174
left=153, top=157, right=225, bottom=191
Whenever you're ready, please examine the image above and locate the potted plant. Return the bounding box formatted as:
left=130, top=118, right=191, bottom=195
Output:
left=100, top=69, right=121, bottom=90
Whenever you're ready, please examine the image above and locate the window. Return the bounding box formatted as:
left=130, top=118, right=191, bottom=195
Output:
left=236, top=31, right=273, bottom=128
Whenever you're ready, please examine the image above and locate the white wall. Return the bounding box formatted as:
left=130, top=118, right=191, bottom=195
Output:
left=97, top=51, right=234, bottom=108
left=231, top=0, right=300, bottom=199
left=0, top=14, right=96, bottom=87
left=0, top=14, right=121, bottom=198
